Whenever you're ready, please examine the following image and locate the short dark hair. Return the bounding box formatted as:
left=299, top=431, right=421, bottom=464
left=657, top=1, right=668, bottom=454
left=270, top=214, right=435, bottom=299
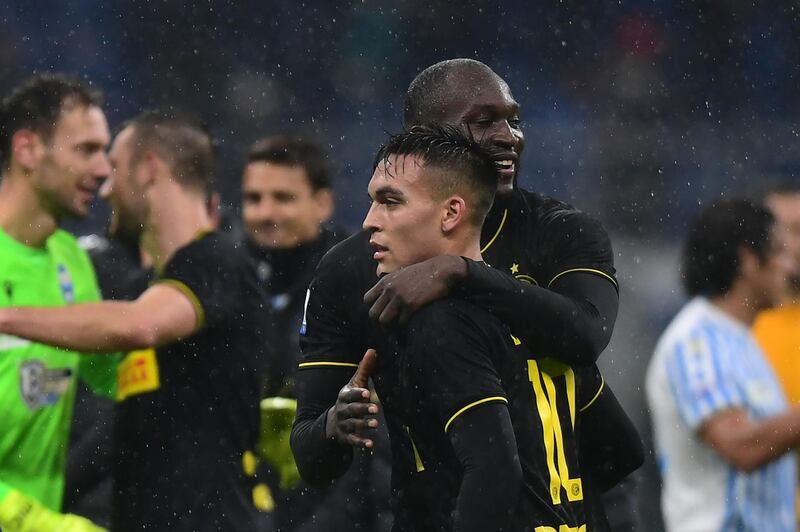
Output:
left=403, top=58, right=501, bottom=128
left=373, top=125, right=498, bottom=226
left=124, top=110, right=216, bottom=193
left=0, top=73, right=103, bottom=170
left=246, top=136, right=331, bottom=191
left=682, top=198, right=775, bottom=297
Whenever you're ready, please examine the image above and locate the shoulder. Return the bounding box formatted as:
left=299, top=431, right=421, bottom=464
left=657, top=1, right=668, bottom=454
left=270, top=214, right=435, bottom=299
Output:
left=313, top=230, right=375, bottom=285
left=520, top=189, right=609, bottom=240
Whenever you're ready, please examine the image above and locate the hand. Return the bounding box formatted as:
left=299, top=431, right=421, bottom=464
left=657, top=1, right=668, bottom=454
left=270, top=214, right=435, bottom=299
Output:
left=325, top=349, right=379, bottom=448
left=364, top=255, right=467, bottom=326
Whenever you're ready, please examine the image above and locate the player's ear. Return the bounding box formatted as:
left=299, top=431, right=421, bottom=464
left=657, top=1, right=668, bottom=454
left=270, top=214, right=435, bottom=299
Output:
left=141, top=151, right=164, bottom=188
left=737, top=245, right=760, bottom=281
left=441, top=196, right=466, bottom=233
left=11, top=130, right=45, bottom=172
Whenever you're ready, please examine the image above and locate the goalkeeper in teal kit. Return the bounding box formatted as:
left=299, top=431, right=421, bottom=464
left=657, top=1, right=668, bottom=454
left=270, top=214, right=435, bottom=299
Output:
left=0, top=74, right=115, bottom=531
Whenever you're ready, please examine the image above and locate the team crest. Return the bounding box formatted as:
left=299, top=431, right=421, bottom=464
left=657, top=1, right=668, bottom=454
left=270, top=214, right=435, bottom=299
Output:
left=509, top=262, right=538, bottom=285
left=19, top=360, right=73, bottom=410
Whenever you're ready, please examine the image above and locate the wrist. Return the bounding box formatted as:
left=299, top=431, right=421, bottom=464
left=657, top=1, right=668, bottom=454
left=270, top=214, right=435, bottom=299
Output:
left=323, top=405, right=337, bottom=440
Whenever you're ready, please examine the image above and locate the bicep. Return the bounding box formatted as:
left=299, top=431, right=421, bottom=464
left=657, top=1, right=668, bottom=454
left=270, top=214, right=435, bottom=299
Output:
left=129, top=283, right=200, bottom=347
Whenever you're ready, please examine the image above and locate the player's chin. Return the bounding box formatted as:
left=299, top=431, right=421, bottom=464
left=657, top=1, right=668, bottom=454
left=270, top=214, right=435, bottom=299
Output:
left=375, top=260, right=397, bottom=277
left=495, top=173, right=515, bottom=195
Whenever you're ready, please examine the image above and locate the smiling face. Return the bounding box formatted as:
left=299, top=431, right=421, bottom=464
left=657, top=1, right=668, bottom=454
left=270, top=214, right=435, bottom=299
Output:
left=242, top=162, right=332, bottom=249
left=34, top=104, right=111, bottom=220
left=432, top=68, right=525, bottom=193
left=362, top=155, right=449, bottom=275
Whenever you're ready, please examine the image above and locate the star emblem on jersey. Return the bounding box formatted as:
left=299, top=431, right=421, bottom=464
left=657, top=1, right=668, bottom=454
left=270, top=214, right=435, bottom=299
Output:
left=510, top=263, right=519, bottom=274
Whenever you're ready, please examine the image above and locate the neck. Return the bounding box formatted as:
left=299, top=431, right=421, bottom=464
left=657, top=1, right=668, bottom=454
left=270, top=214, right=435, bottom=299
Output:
left=443, top=229, right=483, bottom=263
left=0, top=172, right=59, bottom=248
left=710, top=286, right=761, bottom=326
left=141, top=184, right=212, bottom=270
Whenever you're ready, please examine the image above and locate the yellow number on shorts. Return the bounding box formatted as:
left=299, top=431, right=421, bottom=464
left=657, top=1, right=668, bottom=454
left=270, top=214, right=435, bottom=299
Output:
left=527, top=359, right=583, bottom=505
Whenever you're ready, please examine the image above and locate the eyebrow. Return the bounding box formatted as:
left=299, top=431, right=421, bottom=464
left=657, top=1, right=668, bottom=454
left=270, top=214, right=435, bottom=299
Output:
left=465, top=102, right=521, bottom=115
left=369, top=185, right=405, bottom=200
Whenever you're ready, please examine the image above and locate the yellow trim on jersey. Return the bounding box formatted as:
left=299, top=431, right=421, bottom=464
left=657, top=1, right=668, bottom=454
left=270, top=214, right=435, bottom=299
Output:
left=444, top=396, right=508, bottom=433
left=529, top=360, right=561, bottom=503
left=155, top=279, right=205, bottom=330
left=578, top=375, right=605, bottom=413
left=565, top=368, right=576, bottom=427
left=405, top=426, right=426, bottom=472
left=480, top=209, right=508, bottom=253
left=297, top=361, right=360, bottom=369
left=547, top=268, right=618, bottom=290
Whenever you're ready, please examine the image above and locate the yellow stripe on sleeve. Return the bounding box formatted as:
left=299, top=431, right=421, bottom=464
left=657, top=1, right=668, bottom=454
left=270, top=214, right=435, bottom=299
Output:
left=578, top=375, right=605, bottom=413
left=155, top=279, right=206, bottom=330
left=444, top=396, right=508, bottom=433
left=547, top=268, right=619, bottom=290
left=297, top=361, right=360, bottom=369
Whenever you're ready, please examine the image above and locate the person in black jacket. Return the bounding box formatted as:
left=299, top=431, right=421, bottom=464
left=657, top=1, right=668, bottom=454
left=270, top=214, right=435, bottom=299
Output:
left=241, top=136, right=391, bottom=531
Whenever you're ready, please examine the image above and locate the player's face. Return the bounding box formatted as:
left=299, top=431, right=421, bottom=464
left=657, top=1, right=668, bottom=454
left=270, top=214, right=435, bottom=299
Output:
left=363, top=155, right=448, bottom=275
left=242, top=162, right=332, bottom=249
left=34, top=105, right=111, bottom=220
left=437, top=73, right=524, bottom=194
left=104, top=126, right=149, bottom=238
left=767, top=192, right=800, bottom=292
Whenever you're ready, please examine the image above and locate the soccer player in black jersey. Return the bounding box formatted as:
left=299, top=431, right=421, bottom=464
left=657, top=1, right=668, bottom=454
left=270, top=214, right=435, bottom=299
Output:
left=363, top=125, right=602, bottom=531
left=291, top=59, right=642, bottom=527
left=0, top=112, right=272, bottom=531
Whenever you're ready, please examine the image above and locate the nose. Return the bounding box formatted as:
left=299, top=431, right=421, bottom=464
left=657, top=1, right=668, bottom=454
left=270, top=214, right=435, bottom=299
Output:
left=99, top=175, right=113, bottom=200
left=489, top=121, right=517, bottom=150
left=95, top=152, right=112, bottom=180
left=362, top=202, right=381, bottom=233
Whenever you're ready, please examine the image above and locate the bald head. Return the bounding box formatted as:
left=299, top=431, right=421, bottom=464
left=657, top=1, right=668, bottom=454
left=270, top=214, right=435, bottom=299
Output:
left=402, top=59, right=524, bottom=192
left=403, top=59, right=510, bottom=127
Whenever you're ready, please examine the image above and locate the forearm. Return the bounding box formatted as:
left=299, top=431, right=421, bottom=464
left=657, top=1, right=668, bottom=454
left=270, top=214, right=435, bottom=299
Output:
left=459, top=260, right=618, bottom=365
left=450, top=404, right=520, bottom=532
left=290, top=367, right=355, bottom=486
left=0, top=302, right=148, bottom=353
left=704, top=407, right=800, bottom=472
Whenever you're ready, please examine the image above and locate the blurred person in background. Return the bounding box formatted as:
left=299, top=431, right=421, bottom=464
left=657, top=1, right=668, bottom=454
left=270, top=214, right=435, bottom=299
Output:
left=292, top=58, right=642, bottom=531
left=67, top=149, right=223, bottom=526
left=0, top=73, right=113, bottom=532
left=241, top=136, right=392, bottom=531
left=242, top=135, right=343, bottom=398
left=0, top=111, right=272, bottom=532
left=646, top=198, right=798, bottom=532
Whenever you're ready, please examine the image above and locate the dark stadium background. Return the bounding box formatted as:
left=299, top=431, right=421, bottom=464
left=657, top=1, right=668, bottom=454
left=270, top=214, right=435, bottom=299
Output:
left=3, top=1, right=800, bottom=530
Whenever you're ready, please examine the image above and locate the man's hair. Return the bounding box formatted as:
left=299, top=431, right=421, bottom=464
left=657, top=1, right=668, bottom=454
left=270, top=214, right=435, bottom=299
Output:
left=124, top=110, right=216, bottom=193
left=403, top=58, right=501, bottom=128
left=682, top=198, right=776, bottom=297
left=373, top=125, right=498, bottom=226
left=246, top=136, right=331, bottom=191
left=0, top=73, right=103, bottom=170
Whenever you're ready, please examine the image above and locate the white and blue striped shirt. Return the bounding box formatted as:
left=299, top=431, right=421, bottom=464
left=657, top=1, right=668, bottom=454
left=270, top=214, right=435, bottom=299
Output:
left=646, top=297, right=797, bottom=532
